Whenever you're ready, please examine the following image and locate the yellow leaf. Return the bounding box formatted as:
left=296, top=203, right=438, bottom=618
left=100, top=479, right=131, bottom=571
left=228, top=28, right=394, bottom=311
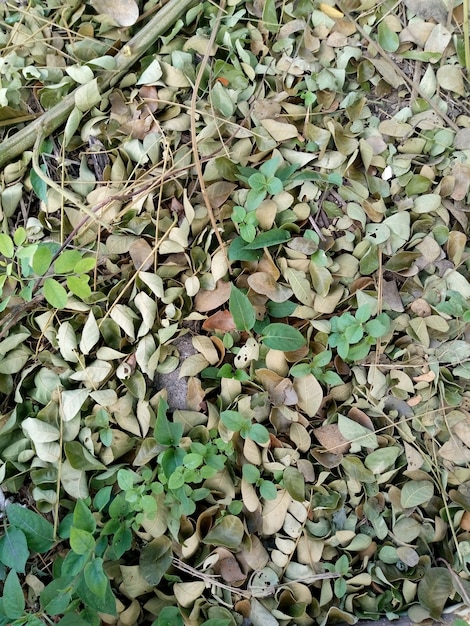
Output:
left=319, top=3, right=343, bottom=18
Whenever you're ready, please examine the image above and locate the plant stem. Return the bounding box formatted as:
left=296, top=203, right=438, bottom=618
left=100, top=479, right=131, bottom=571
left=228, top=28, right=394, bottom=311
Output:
left=0, top=0, right=197, bottom=168
left=465, top=0, right=470, bottom=75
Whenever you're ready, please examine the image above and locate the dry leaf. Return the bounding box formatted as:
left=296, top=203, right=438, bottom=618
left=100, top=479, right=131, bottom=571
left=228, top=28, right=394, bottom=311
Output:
left=195, top=280, right=231, bottom=312
left=202, top=310, right=236, bottom=331
left=314, top=424, right=350, bottom=454
left=91, top=0, right=139, bottom=26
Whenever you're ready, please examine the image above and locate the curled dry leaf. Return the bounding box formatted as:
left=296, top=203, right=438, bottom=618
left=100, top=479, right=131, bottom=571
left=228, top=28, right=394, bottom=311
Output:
left=91, top=0, right=139, bottom=26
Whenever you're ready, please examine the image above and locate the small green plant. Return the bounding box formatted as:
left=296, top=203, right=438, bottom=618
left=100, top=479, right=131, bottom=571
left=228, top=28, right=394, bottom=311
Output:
left=152, top=606, right=231, bottom=626
left=231, top=204, right=259, bottom=243
left=0, top=228, right=96, bottom=311
left=324, top=553, right=350, bottom=599
left=237, top=157, right=288, bottom=211
left=0, top=501, right=116, bottom=625
left=328, top=304, right=391, bottom=362
left=242, top=463, right=277, bottom=500
left=220, top=408, right=270, bottom=444
left=290, top=349, right=343, bottom=386
left=435, top=290, right=470, bottom=322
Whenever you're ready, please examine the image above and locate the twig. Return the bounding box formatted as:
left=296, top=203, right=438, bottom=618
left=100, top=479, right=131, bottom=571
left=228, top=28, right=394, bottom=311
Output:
left=172, top=557, right=338, bottom=599
left=465, top=0, right=470, bottom=76
left=189, top=1, right=229, bottom=264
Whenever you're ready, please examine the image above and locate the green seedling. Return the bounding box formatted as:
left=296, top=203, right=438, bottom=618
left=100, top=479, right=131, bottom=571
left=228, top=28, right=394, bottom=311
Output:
left=328, top=304, right=391, bottom=362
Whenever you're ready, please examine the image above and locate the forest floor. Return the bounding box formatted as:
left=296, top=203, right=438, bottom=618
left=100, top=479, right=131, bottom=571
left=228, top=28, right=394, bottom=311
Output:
left=1, top=0, right=470, bottom=625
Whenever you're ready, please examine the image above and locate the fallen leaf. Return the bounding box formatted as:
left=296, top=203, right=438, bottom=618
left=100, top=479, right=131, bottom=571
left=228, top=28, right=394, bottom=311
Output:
left=91, top=0, right=139, bottom=26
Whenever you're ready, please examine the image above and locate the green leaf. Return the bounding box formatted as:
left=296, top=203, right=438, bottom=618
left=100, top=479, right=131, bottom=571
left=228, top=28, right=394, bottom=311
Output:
left=84, top=558, right=108, bottom=599
left=377, top=20, right=399, bottom=52
left=243, top=463, right=260, bottom=483
left=6, top=503, right=54, bottom=553
left=40, top=577, right=73, bottom=615
left=0, top=527, right=29, bottom=573
left=220, top=410, right=247, bottom=432
left=262, top=0, right=279, bottom=32
left=43, top=277, right=68, bottom=309
left=228, top=236, right=263, bottom=261
left=67, top=274, right=91, bottom=300
left=155, top=398, right=183, bottom=446
left=202, top=515, right=244, bottom=549
left=3, top=570, right=25, bottom=618
left=32, top=245, right=53, bottom=276
left=355, top=304, right=371, bottom=324
left=261, top=323, right=306, bottom=350
left=74, top=257, right=96, bottom=273
left=400, top=480, right=434, bottom=508
left=245, top=187, right=266, bottom=211
left=54, top=250, right=82, bottom=274
left=73, top=498, right=96, bottom=533
left=266, top=176, right=283, bottom=195
left=248, top=172, right=267, bottom=191
left=247, top=423, right=270, bottom=444
left=266, top=300, right=297, bottom=318
left=70, top=527, right=95, bottom=555
left=30, top=164, right=48, bottom=202
left=74, top=78, right=101, bottom=112
left=244, top=229, right=291, bottom=249
left=153, top=606, right=184, bottom=626
left=341, top=456, right=376, bottom=483
left=210, top=81, right=234, bottom=117
left=0, top=233, right=14, bottom=258
left=75, top=571, right=117, bottom=616
left=229, top=284, right=256, bottom=331
left=417, top=568, right=453, bottom=619
left=259, top=480, right=277, bottom=500
left=139, top=536, right=172, bottom=585
left=283, top=466, right=305, bottom=501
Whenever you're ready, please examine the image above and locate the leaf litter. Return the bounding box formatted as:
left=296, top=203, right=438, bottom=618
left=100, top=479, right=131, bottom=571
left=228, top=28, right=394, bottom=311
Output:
left=0, top=0, right=470, bottom=624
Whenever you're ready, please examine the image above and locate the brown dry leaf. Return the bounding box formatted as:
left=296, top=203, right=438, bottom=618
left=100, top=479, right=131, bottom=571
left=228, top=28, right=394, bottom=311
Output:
left=347, top=407, right=375, bottom=431
left=256, top=368, right=298, bottom=406
left=91, top=0, right=139, bottom=26
left=192, top=336, right=219, bottom=365
left=241, top=478, right=260, bottom=513
left=450, top=163, right=470, bottom=201
left=129, top=238, right=154, bottom=271
left=454, top=129, right=470, bottom=150
left=438, top=438, right=470, bottom=465
left=413, top=370, right=436, bottom=383
left=206, top=182, right=237, bottom=208
left=248, top=272, right=293, bottom=303
left=454, top=419, right=470, bottom=448
left=195, top=280, right=231, bottom=312
left=314, top=424, right=350, bottom=454
left=202, top=310, right=236, bottom=332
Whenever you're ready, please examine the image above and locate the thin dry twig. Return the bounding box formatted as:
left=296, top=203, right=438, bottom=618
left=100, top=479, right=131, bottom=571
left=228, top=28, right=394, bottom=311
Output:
left=190, top=0, right=229, bottom=265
